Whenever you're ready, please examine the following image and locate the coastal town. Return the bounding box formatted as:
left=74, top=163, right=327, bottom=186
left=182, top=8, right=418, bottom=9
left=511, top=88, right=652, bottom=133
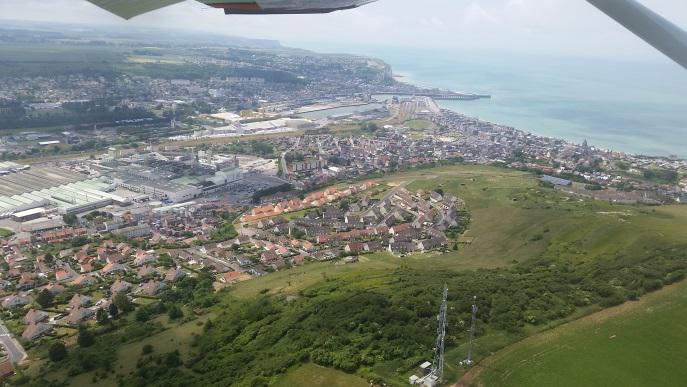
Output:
left=0, top=25, right=685, bottom=382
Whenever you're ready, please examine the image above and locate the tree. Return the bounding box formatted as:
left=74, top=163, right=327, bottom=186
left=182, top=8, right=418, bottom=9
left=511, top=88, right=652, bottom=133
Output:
left=96, top=308, right=109, bottom=325
left=77, top=327, right=95, bottom=348
left=165, top=350, right=181, bottom=368
left=142, top=344, right=154, bottom=355
left=63, top=214, right=78, bottom=226
left=108, top=303, right=119, bottom=319
left=37, top=289, right=54, bottom=309
left=48, top=341, right=67, bottom=362
left=135, top=307, right=151, bottom=322
left=113, top=292, right=133, bottom=313
left=167, top=305, right=184, bottom=320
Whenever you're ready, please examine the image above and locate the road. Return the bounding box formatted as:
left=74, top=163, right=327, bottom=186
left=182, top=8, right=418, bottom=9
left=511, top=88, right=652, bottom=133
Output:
left=0, top=320, right=27, bottom=363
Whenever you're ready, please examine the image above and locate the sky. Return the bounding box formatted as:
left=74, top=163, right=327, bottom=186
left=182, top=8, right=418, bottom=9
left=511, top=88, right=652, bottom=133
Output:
left=1, top=0, right=687, bottom=62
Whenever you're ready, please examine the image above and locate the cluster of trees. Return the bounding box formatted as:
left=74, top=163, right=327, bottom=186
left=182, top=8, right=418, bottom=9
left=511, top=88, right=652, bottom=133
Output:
left=35, top=272, right=217, bottom=383
left=643, top=168, right=679, bottom=184
left=109, top=240, right=687, bottom=387
left=135, top=64, right=307, bottom=84
left=209, top=214, right=238, bottom=243
left=0, top=105, right=155, bottom=130
left=252, top=183, right=293, bottom=204
left=225, top=140, right=276, bottom=158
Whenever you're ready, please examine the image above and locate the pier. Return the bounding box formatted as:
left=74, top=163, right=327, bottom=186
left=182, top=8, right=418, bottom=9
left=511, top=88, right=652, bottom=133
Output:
left=375, top=92, right=491, bottom=101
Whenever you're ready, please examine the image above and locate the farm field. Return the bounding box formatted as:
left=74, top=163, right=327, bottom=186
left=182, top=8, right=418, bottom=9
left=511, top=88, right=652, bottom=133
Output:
left=470, top=280, right=687, bottom=387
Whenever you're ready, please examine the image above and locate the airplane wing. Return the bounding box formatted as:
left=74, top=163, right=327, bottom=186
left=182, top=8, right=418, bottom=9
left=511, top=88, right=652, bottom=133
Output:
left=86, top=0, right=377, bottom=18
left=84, top=0, right=687, bottom=69
left=587, top=0, right=687, bottom=69
left=86, top=0, right=186, bottom=20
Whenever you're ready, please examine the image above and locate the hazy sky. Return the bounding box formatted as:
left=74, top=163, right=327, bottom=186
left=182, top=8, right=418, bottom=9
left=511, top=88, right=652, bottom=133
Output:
left=1, top=0, right=687, bottom=62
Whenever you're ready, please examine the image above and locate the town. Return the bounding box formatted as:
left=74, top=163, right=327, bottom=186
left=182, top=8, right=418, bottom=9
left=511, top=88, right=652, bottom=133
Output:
left=0, top=23, right=685, bottom=384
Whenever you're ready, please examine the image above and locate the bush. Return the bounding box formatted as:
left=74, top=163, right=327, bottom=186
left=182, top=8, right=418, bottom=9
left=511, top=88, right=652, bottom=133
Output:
left=48, top=341, right=67, bottom=362
left=142, top=344, right=153, bottom=355
left=600, top=293, right=625, bottom=307
left=77, top=328, right=95, bottom=348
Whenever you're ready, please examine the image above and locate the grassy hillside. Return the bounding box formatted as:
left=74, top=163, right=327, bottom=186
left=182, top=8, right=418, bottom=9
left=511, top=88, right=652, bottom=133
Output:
left=273, top=363, right=369, bottom=387
left=21, top=164, right=687, bottom=387
left=469, top=280, right=687, bottom=387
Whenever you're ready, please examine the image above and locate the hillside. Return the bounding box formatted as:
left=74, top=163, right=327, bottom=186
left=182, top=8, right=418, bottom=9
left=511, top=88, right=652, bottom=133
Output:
left=20, top=164, right=687, bottom=387
left=467, top=280, right=687, bottom=387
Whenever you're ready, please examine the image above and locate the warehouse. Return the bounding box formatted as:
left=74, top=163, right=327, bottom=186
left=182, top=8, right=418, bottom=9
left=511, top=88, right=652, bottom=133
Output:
left=11, top=208, right=45, bottom=222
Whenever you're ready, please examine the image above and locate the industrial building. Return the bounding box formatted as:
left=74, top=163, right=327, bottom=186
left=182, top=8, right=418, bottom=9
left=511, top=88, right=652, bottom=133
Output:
left=0, top=166, right=129, bottom=218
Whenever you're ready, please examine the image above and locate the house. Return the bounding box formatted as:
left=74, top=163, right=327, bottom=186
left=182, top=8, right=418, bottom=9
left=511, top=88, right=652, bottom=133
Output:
left=389, top=223, right=412, bottom=235
left=260, top=250, right=279, bottom=264
left=316, top=234, right=333, bottom=244
left=232, top=236, right=251, bottom=246
left=269, top=258, right=286, bottom=270
left=0, top=358, right=14, bottom=378
left=417, top=238, right=447, bottom=252
left=133, top=251, right=156, bottom=267
left=164, top=267, right=186, bottom=283
left=235, top=256, right=253, bottom=267
left=363, top=241, right=383, bottom=252
left=142, top=280, right=166, bottom=295
left=220, top=271, right=243, bottom=284
left=291, top=255, right=305, bottom=265
left=70, top=274, right=95, bottom=286
left=2, top=294, right=30, bottom=309
left=79, top=262, right=93, bottom=273
left=55, top=269, right=74, bottom=283
left=388, top=242, right=416, bottom=255
left=65, top=307, right=94, bottom=325
left=24, top=309, right=49, bottom=325
left=17, top=274, right=35, bottom=291
left=68, top=294, right=92, bottom=310
left=106, top=253, right=124, bottom=264
left=101, top=262, right=126, bottom=275
left=430, top=191, right=443, bottom=203
left=137, top=265, right=158, bottom=278
left=110, top=279, right=132, bottom=295
left=301, top=240, right=315, bottom=252
left=345, top=242, right=365, bottom=254
left=45, top=283, right=65, bottom=295
left=22, top=322, right=53, bottom=341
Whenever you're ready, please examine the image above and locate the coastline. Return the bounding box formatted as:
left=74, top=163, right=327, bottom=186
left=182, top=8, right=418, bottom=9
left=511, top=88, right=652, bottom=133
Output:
left=368, top=49, right=687, bottom=159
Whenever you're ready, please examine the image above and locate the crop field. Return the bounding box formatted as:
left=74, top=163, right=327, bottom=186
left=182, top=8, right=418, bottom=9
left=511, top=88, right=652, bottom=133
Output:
left=470, top=280, right=687, bottom=387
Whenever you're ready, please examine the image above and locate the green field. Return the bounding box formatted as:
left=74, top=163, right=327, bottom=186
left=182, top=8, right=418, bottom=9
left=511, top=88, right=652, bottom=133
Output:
left=471, top=280, right=687, bottom=387
left=404, top=119, right=433, bottom=130
left=273, top=363, right=369, bottom=387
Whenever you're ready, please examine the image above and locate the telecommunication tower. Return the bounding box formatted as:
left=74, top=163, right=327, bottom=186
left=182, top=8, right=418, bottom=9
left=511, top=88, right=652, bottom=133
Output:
left=410, top=283, right=448, bottom=386
left=462, top=296, right=478, bottom=367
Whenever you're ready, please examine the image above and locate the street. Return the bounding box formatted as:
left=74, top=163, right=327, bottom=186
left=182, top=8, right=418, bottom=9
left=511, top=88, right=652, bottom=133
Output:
left=0, top=320, right=27, bottom=363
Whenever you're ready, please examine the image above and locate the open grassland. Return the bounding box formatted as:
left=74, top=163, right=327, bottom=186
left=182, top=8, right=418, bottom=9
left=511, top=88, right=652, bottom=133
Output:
left=469, top=280, right=687, bottom=387
left=378, top=165, right=687, bottom=269
left=404, top=119, right=433, bottom=130
left=273, top=363, right=369, bottom=387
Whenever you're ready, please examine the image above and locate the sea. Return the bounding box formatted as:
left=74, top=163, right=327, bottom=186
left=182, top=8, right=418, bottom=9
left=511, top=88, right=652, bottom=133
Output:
left=303, top=45, right=687, bottom=158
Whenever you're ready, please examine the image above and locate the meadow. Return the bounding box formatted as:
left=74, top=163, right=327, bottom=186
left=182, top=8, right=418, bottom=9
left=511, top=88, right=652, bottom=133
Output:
left=470, top=280, right=687, bottom=387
